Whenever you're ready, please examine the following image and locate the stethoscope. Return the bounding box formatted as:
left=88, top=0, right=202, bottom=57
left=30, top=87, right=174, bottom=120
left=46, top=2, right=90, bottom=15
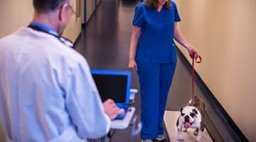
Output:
left=28, top=24, right=74, bottom=48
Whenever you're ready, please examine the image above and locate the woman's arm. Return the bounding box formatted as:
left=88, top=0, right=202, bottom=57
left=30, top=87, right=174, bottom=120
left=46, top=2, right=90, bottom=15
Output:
left=128, top=25, right=141, bottom=71
left=173, top=22, right=198, bottom=59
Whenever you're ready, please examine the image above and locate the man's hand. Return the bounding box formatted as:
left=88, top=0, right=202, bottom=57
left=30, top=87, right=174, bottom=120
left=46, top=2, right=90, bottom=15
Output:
left=103, top=99, right=125, bottom=120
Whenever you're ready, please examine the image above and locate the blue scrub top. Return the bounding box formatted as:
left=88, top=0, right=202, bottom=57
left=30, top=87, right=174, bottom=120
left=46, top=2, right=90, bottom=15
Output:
left=132, top=1, right=181, bottom=63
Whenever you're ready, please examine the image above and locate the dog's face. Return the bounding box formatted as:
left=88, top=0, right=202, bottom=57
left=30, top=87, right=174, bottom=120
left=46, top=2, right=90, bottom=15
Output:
left=177, top=106, right=203, bottom=141
left=179, top=106, right=199, bottom=128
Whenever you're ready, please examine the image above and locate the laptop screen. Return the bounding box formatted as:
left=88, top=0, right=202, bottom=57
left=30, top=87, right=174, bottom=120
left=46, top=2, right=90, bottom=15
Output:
left=91, top=69, right=131, bottom=103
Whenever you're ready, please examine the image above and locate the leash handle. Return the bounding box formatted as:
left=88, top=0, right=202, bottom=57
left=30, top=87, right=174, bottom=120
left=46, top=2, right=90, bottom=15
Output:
left=192, top=55, right=202, bottom=99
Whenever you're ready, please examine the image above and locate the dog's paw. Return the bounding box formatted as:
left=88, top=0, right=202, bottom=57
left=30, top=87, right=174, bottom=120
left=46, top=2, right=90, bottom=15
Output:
left=183, top=128, right=188, bottom=132
left=193, top=129, right=199, bottom=135
left=195, top=136, right=202, bottom=142
left=177, top=135, right=184, bottom=141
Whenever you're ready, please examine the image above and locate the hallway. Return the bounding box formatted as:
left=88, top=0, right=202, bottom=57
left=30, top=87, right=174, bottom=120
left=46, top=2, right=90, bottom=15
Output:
left=76, top=1, right=141, bottom=141
left=75, top=0, right=243, bottom=141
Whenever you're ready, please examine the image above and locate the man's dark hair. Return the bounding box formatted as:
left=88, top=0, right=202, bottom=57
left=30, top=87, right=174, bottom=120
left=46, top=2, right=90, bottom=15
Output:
left=33, top=0, right=69, bottom=12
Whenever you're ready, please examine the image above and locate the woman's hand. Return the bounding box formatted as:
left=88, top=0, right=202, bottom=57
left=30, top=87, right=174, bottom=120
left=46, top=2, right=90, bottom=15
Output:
left=187, top=46, right=199, bottom=59
left=128, top=58, right=137, bottom=71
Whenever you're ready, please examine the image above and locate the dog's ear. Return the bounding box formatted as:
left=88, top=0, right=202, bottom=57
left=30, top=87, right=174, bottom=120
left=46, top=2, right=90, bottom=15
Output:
left=192, top=108, right=198, bottom=114
left=180, top=107, right=183, bottom=112
left=180, top=107, right=185, bottom=116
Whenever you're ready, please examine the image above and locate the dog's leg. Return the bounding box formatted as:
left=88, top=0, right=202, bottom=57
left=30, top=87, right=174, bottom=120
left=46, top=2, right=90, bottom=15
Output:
left=177, top=124, right=184, bottom=141
left=195, top=129, right=203, bottom=142
left=177, top=128, right=184, bottom=141
left=183, top=128, right=188, bottom=132
left=176, top=116, right=184, bottom=141
left=193, top=128, right=199, bottom=135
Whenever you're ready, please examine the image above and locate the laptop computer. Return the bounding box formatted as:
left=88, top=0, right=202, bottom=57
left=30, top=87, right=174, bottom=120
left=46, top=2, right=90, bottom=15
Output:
left=91, top=69, right=132, bottom=119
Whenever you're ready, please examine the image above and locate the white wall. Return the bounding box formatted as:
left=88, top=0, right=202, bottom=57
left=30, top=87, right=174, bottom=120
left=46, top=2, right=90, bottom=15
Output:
left=175, top=0, right=256, bottom=141
left=63, top=0, right=82, bottom=42
left=0, top=0, right=82, bottom=42
left=0, top=1, right=33, bottom=37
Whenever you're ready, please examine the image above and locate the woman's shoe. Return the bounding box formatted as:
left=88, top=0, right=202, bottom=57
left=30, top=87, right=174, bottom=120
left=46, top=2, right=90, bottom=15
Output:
left=141, top=139, right=153, bottom=142
left=154, top=135, right=167, bottom=142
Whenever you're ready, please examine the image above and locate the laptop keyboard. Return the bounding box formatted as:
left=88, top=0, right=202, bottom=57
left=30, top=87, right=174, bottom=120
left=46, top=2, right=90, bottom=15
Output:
left=115, top=103, right=129, bottom=119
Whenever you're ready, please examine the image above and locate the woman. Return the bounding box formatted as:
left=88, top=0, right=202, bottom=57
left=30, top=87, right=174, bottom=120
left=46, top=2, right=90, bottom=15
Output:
left=128, top=0, right=198, bottom=142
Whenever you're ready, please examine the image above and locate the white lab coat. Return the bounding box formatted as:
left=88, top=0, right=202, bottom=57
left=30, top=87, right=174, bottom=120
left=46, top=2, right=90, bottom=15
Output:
left=0, top=28, right=111, bottom=142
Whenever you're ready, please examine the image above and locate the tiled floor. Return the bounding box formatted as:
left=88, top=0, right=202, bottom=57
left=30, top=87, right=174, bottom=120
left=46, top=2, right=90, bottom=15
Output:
left=75, top=0, right=243, bottom=142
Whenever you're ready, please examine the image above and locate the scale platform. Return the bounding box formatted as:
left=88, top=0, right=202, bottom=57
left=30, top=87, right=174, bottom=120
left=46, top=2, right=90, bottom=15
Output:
left=164, top=111, right=213, bottom=142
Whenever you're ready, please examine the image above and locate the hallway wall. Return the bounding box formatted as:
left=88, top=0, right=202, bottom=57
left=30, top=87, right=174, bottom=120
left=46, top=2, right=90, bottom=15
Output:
left=63, top=0, right=82, bottom=42
left=85, top=0, right=96, bottom=22
left=0, top=0, right=82, bottom=42
left=175, top=0, right=256, bottom=141
left=0, top=1, right=33, bottom=38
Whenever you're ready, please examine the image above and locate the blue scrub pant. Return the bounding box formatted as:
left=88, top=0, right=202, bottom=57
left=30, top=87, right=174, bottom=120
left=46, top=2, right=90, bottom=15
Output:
left=137, top=60, right=176, bottom=140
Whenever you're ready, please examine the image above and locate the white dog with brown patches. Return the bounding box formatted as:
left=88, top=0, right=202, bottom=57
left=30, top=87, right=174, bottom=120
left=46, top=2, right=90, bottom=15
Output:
left=176, top=106, right=204, bottom=142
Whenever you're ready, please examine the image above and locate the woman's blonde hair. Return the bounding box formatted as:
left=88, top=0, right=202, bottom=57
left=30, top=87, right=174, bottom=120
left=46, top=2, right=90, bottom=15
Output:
left=144, top=0, right=171, bottom=10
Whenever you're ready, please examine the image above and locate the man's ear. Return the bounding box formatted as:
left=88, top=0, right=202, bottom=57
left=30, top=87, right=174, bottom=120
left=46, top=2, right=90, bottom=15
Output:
left=58, top=3, right=69, bottom=21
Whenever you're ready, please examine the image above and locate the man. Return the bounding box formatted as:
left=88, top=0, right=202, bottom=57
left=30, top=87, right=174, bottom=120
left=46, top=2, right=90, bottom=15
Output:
left=0, top=0, right=123, bottom=141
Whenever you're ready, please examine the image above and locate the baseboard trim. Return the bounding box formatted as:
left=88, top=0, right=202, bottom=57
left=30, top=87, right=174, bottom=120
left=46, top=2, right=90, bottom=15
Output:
left=176, top=48, right=249, bottom=142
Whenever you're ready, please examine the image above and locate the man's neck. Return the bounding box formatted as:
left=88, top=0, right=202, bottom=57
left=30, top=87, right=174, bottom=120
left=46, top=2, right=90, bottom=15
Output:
left=32, top=12, right=58, bottom=33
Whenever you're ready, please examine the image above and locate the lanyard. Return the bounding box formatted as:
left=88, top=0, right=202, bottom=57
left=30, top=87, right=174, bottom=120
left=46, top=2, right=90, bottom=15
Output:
left=28, top=24, right=74, bottom=48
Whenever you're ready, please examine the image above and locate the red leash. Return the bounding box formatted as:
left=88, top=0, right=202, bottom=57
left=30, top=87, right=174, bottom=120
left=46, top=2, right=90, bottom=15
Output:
left=191, top=55, right=202, bottom=99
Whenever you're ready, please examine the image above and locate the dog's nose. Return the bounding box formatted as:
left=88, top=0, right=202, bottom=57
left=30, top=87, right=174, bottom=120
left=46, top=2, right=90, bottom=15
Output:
left=185, top=115, right=190, bottom=122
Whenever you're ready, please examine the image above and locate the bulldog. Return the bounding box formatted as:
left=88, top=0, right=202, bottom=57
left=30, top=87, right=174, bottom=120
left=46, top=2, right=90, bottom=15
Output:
left=176, top=96, right=206, bottom=142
